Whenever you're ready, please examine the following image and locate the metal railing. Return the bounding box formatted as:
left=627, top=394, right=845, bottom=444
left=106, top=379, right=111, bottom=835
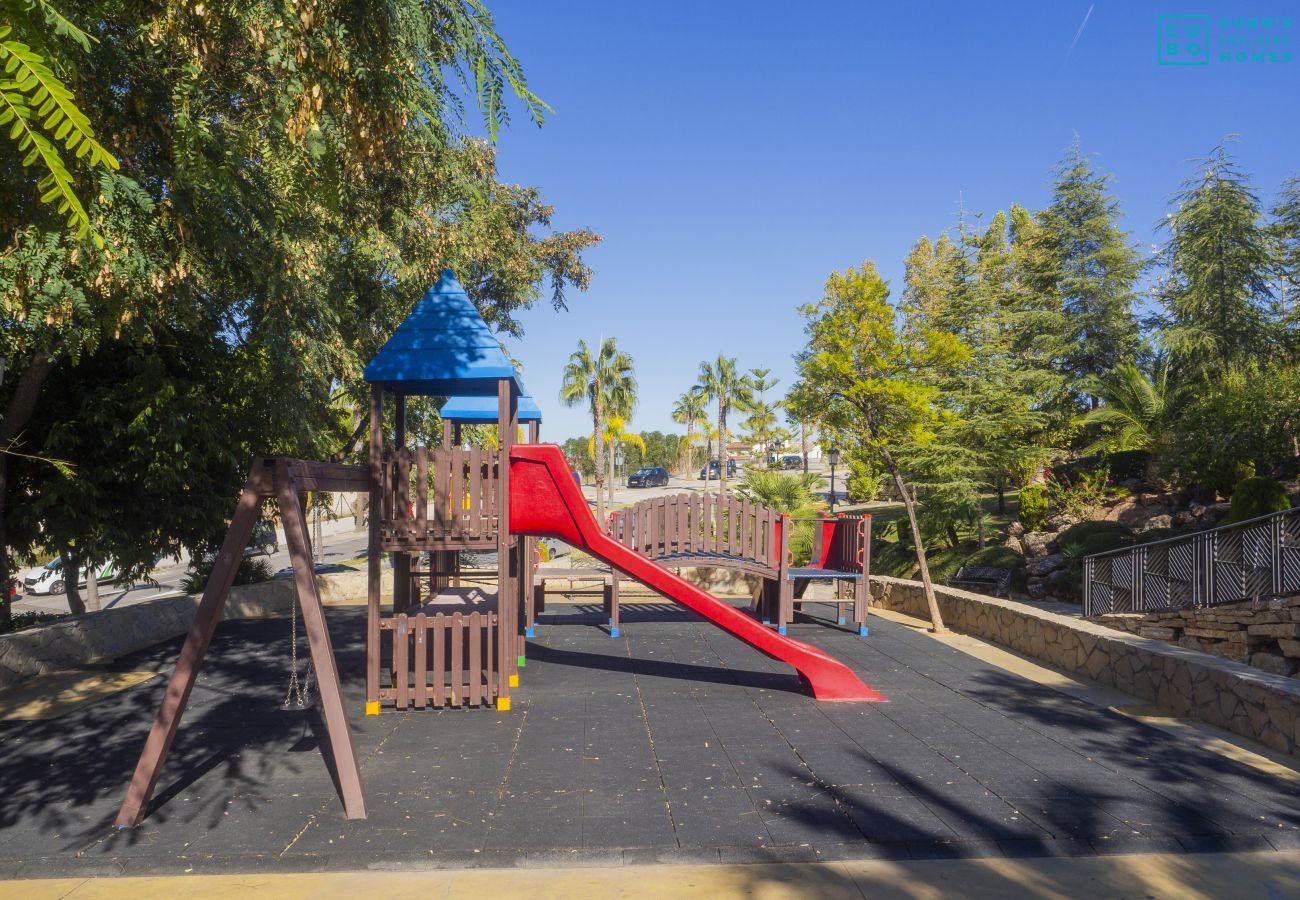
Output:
left=1082, top=506, right=1300, bottom=616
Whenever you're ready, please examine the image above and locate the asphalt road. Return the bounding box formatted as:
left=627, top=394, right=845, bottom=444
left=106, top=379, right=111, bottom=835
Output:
left=12, top=525, right=370, bottom=615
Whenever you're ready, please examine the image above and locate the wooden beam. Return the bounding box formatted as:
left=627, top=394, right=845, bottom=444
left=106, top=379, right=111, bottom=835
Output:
left=115, top=463, right=268, bottom=828
left=367, top=385, right=383, bottom=711
left=278, top=463, right=368, bottom=819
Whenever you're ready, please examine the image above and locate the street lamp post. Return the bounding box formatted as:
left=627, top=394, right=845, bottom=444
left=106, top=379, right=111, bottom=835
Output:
left=827, top=445, right=840, bottom=514
left=768, top=438, right=782, bottom=468
left=616, top=448, right=625, bottom=487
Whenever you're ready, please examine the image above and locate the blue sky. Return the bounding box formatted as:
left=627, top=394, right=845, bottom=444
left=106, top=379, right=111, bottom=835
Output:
left=479, top=1, right=1299, bottom=440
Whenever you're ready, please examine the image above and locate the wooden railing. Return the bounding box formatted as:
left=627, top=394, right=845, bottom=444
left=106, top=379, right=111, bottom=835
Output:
left=379, top=610, right=499, bottom=708
left=608, top=493, right=781, bottom=568
left=379, top=447, right=501, bottom=548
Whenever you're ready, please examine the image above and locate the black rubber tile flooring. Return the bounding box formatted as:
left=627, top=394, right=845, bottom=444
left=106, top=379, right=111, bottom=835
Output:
left=1, top=601, right=1298, bottom=877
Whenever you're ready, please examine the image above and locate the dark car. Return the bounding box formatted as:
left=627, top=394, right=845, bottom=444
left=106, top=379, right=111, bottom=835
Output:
left=698, top=459, right=737, bottom=479
left=780, top=454, right=803, bottom=469
left=245, top=520, right=280, bottom=556
left=628, top=466, right=670, bottom=488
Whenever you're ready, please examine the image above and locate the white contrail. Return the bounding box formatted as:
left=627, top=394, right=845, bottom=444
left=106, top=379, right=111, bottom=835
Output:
left=1064, top=3, right=1095, bottom=65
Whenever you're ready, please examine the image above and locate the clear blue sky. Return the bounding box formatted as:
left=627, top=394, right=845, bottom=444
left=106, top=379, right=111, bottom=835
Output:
left=479, top=1, right=1299, bottom=441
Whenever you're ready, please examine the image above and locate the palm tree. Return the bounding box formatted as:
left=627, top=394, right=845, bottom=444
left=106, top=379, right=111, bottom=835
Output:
left=1079, top=360, right=1180, bottom=474
left=671, top=389, right=707, bottom=475
left=695, top=355, right=755, bottom=500
left=560, top=338, right=637, bottom=522
left=591, top=415, right=646, bottom=505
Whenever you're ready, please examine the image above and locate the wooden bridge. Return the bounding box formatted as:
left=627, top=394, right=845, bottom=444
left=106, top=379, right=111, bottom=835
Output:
left=603, top=493, right=872, bottom=635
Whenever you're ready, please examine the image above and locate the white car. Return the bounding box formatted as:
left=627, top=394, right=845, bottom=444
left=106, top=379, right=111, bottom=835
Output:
left=21, top=558, right=126, bottom=596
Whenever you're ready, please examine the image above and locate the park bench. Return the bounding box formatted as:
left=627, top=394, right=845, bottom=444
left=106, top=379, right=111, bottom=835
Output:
left=949, top=565, right=1013, bottom=598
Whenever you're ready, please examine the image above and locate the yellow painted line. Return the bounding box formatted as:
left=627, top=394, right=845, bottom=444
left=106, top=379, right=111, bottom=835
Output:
left=869, top=606, right=1300, bottom=782
left=0, top=670, right=157, bottom=721
left=7, top=851, right=1299, bottom=898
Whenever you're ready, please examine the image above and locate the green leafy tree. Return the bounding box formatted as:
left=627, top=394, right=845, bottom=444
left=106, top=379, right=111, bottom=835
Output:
left=797, top=261, right=968, bottom=633
left=1268, top=176, right=1300, bottom=354
left=694, top=355, right=754, bottom=500
left=734, top=468, right=819, bottom=514
left=1156, top=140, right=1278, bottom=375
left=1, top=0, right=599, bottom=629
left=1032, top=141, right=1144, bottom=406
left=560, top=338, right=636, bottom=523
left=782, top=380, right=819, bottom=473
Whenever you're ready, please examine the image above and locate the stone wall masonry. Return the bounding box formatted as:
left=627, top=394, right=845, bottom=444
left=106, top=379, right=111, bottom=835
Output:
left=0, top=567, right=388, bottom=689
left=1092, top=597, right=1300, bottom=678
left=868, top=575, right=1300, bottom=758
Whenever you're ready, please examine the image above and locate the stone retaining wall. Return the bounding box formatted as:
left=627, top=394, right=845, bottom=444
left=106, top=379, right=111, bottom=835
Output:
left=1092, top=597, right=1300, bottom=677
left=0, top=568, right=384, bottom=689
left=869, top=575, right=1300, bottom=758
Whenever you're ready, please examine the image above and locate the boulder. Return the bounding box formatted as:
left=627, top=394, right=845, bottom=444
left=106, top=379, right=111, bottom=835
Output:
left=1117, top=503, right=1153, bottom=529
left=1119, top=477, right=1143, bottom=492
left=1047, top=513, right=1079, bottom=532
left=1026, top=553, right=1065, bottom=577
left=1106, top=499, right=1138, bottom=523
left=1007, top=521, right=1025, bottom=538
left=1021, top=532, right=1058, bottom=558
left=1026, top=579, right=1047, bottom=600
left=1189, top=501, right=1207, bottom=518
left=1172, top=510, right=1195, bottom=527
left=1044, top=568, right=1071, bottom=595
left=1139, top=514, right=1173, bottom=532
left=1204, top=502, right=1231, bottom=525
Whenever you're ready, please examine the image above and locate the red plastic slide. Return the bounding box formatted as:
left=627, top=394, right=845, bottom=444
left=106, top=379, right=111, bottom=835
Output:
left=509, top=444, right=886, bottom=702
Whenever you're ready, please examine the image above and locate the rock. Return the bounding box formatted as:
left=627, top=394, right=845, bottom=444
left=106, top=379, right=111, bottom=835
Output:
left=1189, top=501, right=1207, bottom=517
left=1045, top=568, right=1070, bottom=594
left=1279, top=639, right=1300, bottom=658
left=1249, top=652, right=1298, bottom=677
left=1139, top=514, right=1173, bottom=532
left=1139, top=626, right=1177, bottom=640
left=1119, top=478, right=1143, bottom=491
left=1107, top=499, right=1137, bottom=523
left=1027, top=553, right=1065, bottom=577
left=1022, top=532, right=1058, bottom=558
left=1007, top=521, right=1025, bottom=538
left=1204, top=502, right=1231, bottom=525
left=1046, top=513, right=1079, bottom=532
left=1246, top=623, right=1300, bottom=639
left=1173, top=510, right=1195, bottom=527
left=1026, top=579, right=1047, bottom=600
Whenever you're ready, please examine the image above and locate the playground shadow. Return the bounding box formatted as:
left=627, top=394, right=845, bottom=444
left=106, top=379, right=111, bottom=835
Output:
left=0, top=615, right=368, bottom=858
left=524, top=642, right=806, bottom=695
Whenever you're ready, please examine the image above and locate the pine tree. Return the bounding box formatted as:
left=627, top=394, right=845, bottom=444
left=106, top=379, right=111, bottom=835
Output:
left=1269, top=176, right=1300, bottom=357
left=1157, top=141, right=1277, bottom=375
left=1035, top=141, right=1144, bottom=407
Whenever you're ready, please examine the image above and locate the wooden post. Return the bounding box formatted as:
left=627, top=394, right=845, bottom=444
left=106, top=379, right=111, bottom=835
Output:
left=496, top=378, right=517, bottom=707
left=527, top=421, right=539, bottom=444
left=277, top=463, right=367, bottom=818
left=393, top=393, right=410, bottom=613
left=367, top=385, right=383, bottom=714
left=442, top=419, right=452, bottom=451
left=114, top=465, right=268, bottom=828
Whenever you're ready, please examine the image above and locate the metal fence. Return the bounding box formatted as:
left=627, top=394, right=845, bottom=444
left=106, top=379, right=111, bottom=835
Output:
left=1082, top=506, right=1300, bottom=616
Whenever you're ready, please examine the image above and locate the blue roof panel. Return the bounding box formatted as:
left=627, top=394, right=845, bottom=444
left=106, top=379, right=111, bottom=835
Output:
left=440, top=393, right=542, bottom=423
left=364, top=269, right=522, bottom=396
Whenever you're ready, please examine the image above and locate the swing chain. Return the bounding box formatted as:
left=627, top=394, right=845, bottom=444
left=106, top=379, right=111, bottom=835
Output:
left=282, top=590, right=314, bottom=710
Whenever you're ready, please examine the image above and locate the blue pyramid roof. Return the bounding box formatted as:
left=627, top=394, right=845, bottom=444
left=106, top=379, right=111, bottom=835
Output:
left=440, top=392, right=542, bottom=424
left=364, top=269, right=522, bottom=396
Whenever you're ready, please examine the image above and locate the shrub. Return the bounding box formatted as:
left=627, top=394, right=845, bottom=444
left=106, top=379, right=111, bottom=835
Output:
left=1045, top=464, right=1111, bottom=519
left=180, top=556, right=274, bottom=594
left=1019, top=484, right=1048, bottom=532
left=1227, top=477, right=1292, bottom=524
left=1057, top=520, right=1135, bottom=556
left=846, top=454, right=884, bottom=503
left=894, top=518, right=912, bottom=549
left=962, top=545, right=1024, bottom=570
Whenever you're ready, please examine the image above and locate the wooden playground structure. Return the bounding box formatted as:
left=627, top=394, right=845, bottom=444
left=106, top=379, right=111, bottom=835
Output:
left=115, top=270, right=885, bottom=829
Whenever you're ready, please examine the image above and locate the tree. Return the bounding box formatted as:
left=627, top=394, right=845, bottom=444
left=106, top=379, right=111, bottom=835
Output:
left=694, top=355, right=753, bottom=500
left=797, top=261, right=968, bottom=633
left=782, top=380, right=819, bottom=473
left=1157, top=140, right=1277, bottom=375
left=560, top=338, right=636, bottom=523
left=1033, top=141, right=1144, bottom=406
left=1, top=0, right=600, bottom=630
left=734, top=469, right=819, bottom=514
left=1269, top=176, right=1300, bottom=356
left=1079, top=361, right=1180, bottom=462
left=671, top=389, right=707, bottom=475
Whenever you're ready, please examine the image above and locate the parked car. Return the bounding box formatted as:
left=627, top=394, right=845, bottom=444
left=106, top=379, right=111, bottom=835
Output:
left=628, top=466, right=670, bottom=488
left=698, top=458, right=738, bottom=479
left=22, top=558, right=127, bottom=596
left=246, top=520, right=280, bottom=556
left=780, top=454, right=804, bottom=469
